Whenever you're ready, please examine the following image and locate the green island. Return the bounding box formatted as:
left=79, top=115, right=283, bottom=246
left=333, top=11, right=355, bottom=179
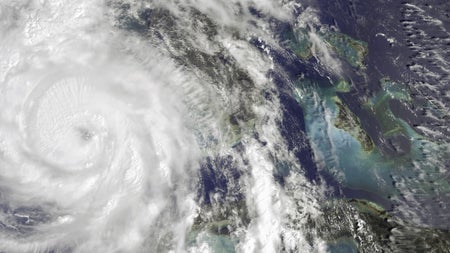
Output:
left=364, top=78, right=412, bottom=138
left=333, top=97, right=374, bottom=152
left=285, top=27, right=368, bottom=69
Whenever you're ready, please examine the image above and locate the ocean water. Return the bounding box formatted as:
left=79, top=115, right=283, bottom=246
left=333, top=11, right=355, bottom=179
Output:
left=0, top=0, right=448, bottom=252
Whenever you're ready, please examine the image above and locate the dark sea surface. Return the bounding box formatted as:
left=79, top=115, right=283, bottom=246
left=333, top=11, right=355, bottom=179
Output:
left=0, top=0, right=448, bottom=252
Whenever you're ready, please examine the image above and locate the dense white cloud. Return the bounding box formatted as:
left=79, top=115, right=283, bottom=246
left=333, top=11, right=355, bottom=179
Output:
left=0, top=0, right=326, bottom=252
left=0, top=0, right=199, bottom=252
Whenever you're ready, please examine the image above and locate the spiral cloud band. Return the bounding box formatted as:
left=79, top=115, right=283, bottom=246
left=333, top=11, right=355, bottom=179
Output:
left=0, top=0, right=337, bottom=252
left=0, top=1, right=202, bottom=251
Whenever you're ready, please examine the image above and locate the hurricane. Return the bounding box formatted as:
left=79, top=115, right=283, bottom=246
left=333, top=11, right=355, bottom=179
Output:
left=0, top=0, right=449, bottom=252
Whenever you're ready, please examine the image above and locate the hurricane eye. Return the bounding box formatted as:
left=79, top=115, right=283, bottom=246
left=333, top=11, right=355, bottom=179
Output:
left=77, top=127, right=95, bottom=142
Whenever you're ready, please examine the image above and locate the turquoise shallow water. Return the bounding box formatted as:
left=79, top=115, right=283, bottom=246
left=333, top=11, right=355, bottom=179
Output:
left=292, top=77, right=450, bottom=222
left=187, top=232, right=236, bottom=253
left=295, top=84, right=394, bottom=195
left=327, top=239, right=359, bottom=253
left=1, top=1, right=448, bottom=252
